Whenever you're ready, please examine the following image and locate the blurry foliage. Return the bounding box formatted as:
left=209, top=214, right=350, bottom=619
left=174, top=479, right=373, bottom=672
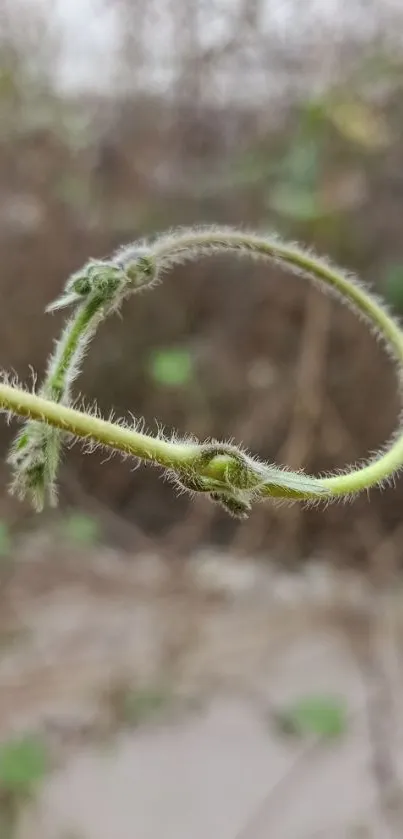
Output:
left=0, top=734, right=48, bottom=837
left=147, top=347, right=194, bottom=388
left=268, top=112, right=324, bottom=223
left=105, top=682, right=174, bottom=730
left=273, top=696, right=348, bottom=740
left=0, top=735, right=47, bottom=791
left=324, top=98, right=392, bottom=150
left=118, top=686, right=172, bottom=727
left=60, top=512, right=100, bottom=547
left=55, top=174, right=93, bottom=212
left=269, top=183, right=324, bottom=223
left=384, top=264, right=403, bottom=311
left=0, top=521, right=12, bottom=557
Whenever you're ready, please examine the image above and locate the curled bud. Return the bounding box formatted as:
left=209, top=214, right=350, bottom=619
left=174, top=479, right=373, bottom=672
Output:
left=114, top=245, right=159, bottom=290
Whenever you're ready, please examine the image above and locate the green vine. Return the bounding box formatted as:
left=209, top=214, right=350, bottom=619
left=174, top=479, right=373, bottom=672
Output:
left=1, top=225, right=402, bottom=518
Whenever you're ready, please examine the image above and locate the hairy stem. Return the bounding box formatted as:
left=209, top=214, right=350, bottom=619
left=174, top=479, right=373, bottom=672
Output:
left=43, top=297, right=105, bottom=401
left=153, top=227, right=403, bottom=497
left=2, top=225, right=403, bottom=514
left=0, top=381, right=326, bottom=497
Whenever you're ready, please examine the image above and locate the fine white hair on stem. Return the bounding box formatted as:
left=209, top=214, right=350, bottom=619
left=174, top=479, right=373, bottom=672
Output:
left=3, top=224, right=403, bottom=515
left=149, top=225, right=403, bottom=500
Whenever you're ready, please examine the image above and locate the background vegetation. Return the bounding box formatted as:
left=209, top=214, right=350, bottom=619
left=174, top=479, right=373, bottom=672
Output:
left=2, top=1, right=403, bottom=837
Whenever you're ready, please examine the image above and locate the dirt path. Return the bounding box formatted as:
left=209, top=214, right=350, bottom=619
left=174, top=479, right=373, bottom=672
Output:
left=0, top=542, right=401, bottom=838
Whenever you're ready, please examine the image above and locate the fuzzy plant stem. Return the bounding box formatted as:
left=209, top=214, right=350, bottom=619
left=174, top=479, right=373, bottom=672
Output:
left=7, top=257, right=154, bottom=509
left=7, top=292, right=112, bottom=508
left=2, top=226, right=403, bottom=517
left=152, top=227, right=403, bottom=498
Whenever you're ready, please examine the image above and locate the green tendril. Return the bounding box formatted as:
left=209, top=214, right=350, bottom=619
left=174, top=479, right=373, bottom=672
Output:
left=2, top=225, right=403, bottom=517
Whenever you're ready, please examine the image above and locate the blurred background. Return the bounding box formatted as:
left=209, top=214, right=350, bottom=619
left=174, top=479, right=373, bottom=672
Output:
left=2, top=0, right=403, bottom=836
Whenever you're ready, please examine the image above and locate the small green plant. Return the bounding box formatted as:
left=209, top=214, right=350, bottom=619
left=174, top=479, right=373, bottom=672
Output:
left=272, top=695, right=348, bottom=739
left=0, top=734, right=47, bottom=837
left=61, top=511, right=100, bottom=546
left=1, top=225, right=403, bottom=518
left=148, top=346, right=193, bottom=388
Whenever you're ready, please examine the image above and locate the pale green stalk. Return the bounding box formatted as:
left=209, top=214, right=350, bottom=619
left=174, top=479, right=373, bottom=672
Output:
left=7, top=257, right=155, bottom=509
left=152, top=226, right=403, bottom=498
left=2, top=225, right=403, bottom=517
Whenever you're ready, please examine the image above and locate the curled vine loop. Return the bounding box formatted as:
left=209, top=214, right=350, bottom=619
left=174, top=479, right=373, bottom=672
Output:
left=1, top=226, right=402, bottom=517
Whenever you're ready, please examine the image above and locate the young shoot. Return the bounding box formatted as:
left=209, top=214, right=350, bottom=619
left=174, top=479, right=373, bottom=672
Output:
left=1, top=226, right=402, bottom=518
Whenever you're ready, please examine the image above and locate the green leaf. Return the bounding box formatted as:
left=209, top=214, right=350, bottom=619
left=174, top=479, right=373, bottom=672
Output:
left=0, top=736, right=47, bottom=793
left=274, top=695, right=347, bottom=739
left=62, top=512, right=100, bottom=546
left=148, top=348, right=193, bottom=387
